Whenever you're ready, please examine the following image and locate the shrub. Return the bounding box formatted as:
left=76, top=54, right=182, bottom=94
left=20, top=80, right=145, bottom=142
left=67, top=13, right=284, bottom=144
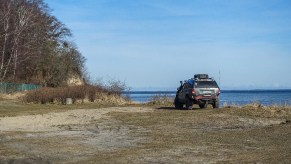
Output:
left=106, top=80, right=128, bottom=96
left=24, top=84, right=108, bottom=104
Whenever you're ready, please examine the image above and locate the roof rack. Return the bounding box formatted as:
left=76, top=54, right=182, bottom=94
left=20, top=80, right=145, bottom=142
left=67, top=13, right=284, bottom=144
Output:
left=194, top=74, right=209, bottom=79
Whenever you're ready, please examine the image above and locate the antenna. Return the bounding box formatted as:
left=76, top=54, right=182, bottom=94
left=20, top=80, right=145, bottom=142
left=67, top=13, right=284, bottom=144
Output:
left=219, top=70, right=221, bottom=86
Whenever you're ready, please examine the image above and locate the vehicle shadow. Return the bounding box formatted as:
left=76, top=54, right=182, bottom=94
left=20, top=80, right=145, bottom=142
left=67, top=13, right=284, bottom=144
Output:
left=156, top=106, right=201, bottom=110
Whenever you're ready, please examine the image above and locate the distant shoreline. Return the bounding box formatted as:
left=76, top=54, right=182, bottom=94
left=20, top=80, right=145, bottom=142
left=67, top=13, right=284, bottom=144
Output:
left=124, top=89, right=291, bottom=94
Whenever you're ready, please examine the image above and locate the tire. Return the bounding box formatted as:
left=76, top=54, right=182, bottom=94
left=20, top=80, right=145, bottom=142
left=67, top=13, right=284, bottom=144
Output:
left=185, top=96, right=193, bottom=110
left=174, top=97, right=183, bottom=109
left=212, top=99, right=220, bottom=108
left=199, top=103, right=207, bottom=109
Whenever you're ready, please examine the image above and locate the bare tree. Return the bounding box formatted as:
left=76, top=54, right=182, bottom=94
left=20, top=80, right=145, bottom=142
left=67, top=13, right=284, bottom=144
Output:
left=0, top=0, right=85, bottom=86
left=0, top=0, right=13, bottom=80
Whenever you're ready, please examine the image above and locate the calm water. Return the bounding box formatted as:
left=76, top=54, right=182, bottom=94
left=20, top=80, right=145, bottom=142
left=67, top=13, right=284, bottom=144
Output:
left=124, top=90, right=291, bottom=106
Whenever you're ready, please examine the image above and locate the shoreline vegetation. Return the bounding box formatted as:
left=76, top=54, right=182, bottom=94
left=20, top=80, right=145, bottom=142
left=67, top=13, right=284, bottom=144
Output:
left=2, top=89, right=291, bottom=106
left=1, top=90, right=291, bottom=113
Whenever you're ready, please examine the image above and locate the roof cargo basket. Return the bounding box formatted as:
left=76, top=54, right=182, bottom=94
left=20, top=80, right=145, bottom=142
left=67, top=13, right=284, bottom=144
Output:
left=194, top=74, right=209, bottom=79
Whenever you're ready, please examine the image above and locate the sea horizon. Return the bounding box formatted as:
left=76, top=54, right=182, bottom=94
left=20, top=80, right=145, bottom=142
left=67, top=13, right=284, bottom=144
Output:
left=124, top=89, right=291, bottom=105
left=124, top=89, right=291, bottom=94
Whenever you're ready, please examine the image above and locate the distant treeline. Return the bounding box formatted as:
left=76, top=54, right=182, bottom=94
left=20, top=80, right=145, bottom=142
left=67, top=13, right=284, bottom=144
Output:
left=0, top=0, right=85, bottom=87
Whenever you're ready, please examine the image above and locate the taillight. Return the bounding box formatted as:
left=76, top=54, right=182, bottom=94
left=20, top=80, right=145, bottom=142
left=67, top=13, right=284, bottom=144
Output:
left=217, top=88, right=221, bottom=96
left=192, top=88, right=195, bottom=95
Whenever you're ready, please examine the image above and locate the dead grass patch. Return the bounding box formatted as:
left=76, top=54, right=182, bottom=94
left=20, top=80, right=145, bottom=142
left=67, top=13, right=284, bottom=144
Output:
left=219, top=103, right=291, bottom=119
left=146, top=94, right=174, bottom=106
left=100, top=107, right=291, bottom=163
left=0, top=93, right=25, bottom=101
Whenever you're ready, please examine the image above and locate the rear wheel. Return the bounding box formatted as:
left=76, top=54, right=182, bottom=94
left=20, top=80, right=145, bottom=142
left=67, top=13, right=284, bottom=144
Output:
left=174, top=97, right=183, bottom=109
left=199, top=103, right=207, bottom=109
left=212, top=99, right=220, bottom=108
left=185, top=96, right=193, bottom=110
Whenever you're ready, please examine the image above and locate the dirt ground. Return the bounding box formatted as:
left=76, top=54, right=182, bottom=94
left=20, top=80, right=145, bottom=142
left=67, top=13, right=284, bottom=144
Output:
left=0, top=105, right=290, bottom=163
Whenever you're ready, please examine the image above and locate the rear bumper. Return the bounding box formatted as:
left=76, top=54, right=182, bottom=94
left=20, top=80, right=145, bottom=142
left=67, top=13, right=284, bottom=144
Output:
left=192, top=95, right=219, bottom=104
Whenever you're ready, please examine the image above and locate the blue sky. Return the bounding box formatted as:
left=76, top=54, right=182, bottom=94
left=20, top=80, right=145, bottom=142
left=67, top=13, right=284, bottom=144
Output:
left=46, top=0, right=291, bottom=90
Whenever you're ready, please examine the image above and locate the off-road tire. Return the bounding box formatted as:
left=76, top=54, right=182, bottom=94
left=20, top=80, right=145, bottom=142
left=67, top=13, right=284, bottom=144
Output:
left=185, top=96, right=193, bottom=110
left=174, top=97, right=183, bottom=109
left=199, top=103, right=207, bottom=109
left=212, top=99, right=220, bottom=108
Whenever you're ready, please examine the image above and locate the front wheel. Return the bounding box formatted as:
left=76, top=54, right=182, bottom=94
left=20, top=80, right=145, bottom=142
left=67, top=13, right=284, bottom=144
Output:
left=174, top=97, right=183, bottom=109
left=185, top=96, right=193, bottom=110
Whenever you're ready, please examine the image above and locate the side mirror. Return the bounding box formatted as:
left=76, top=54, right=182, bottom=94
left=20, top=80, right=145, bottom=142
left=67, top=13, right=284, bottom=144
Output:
left=180, top=81, right=183, bottom=85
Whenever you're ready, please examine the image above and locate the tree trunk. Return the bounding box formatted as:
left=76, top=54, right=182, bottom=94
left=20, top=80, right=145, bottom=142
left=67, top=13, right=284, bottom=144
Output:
left=0, top=2, right=12, bottom=81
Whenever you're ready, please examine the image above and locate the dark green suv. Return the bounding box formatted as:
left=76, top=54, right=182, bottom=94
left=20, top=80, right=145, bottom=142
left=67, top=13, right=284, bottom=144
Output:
left=174, top=74, right=220, bottom=110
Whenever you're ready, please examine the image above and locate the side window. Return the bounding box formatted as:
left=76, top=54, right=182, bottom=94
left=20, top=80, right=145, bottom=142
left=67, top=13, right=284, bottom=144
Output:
left=183, top=83, right=191, bottom=89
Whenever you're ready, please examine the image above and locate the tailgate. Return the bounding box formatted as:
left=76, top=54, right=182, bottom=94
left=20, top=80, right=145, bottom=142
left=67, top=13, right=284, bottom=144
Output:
left=195, top=88, right=217, bottom=96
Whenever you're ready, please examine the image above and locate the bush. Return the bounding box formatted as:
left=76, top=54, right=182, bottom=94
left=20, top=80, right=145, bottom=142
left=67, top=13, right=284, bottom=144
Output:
left=24, top=77, right=131, bottom=104
left=24, top=85, right=107, bottom=104
left=105, top=80, right=128, bottom=96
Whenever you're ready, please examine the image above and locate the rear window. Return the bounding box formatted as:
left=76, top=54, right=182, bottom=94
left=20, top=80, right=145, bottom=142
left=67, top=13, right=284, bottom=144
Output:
left=195, top=81, right=219, bottom=88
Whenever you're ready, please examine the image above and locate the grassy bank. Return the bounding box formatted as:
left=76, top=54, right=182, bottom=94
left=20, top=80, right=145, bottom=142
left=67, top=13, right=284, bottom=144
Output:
left=1, top=91, right=291, bottom=118
left=0, top=89, right=132, bottom=117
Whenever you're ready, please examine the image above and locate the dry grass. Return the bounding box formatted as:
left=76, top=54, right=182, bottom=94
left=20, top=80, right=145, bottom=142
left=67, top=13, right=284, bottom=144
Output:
left=0, top=99, right=291, bottom=163
left=0, top=87, right=131, bottom=117
left=146, top=94, right=174, bottom=106
left=219, top=102, right=291, bottom=119
left=0, top=93, right=25, bottom=101
left=0, top=100, right=112, bottom=117
left=89, top=106, right=291, bottom=163
left=23, top=85, right=107, bottom=104
left=0, top=97, right=133, bottom=118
